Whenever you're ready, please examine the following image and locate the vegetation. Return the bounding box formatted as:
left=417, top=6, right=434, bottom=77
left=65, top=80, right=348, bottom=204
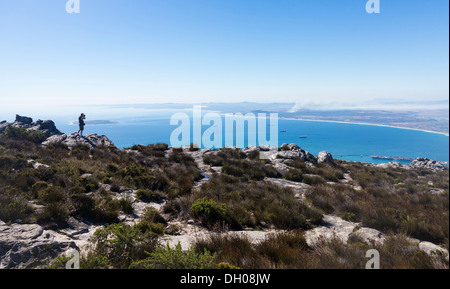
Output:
left=0, top=133, right=201, bottom=227
left=1, top=127, right=448, bottom=269
left=307, top=163, right=449, bottom=245
left=193, top=231, right=448, bottom=269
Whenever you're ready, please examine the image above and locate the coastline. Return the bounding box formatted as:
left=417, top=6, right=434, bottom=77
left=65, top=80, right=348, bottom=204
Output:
left=279, top=117, right=450, bottom=137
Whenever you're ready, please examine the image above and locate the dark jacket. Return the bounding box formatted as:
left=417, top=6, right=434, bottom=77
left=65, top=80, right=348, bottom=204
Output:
left=79, top=116, right=85, bottom=129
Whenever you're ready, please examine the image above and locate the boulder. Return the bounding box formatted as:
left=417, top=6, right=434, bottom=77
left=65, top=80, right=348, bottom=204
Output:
left=273, top=162, right=290, bottom=176
left=317, top=151, right=334, bottom=165
left=349, top=227, right=386, bottom=245
left=0, top=221, right=78, bottom=269
left=280, top=143, right=289, bottom=150
left=288, top=143, right=300, bottom=151
left=276, top=150, right=301, bottom=160
left=419, top=241, right=449, bottom=261
left=27, top=160, right=50, bottom=169
left=264, top=177, right=311, bottom=200
left=258, top=145, right=271, bottom=151
left=304, top=215, right=359, bottom=246
left=300, top=150, right=317, bottom=163
left=42, top=134, right=68, bottom=145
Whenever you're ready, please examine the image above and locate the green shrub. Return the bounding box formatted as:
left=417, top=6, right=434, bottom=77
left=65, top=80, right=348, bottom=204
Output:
left=71, top=194, right=96, bottom=218
left=70, top=144, right=91, bottom=159
left=194, top=233, right=266, bottom=269
left=0, top=155, right=28, bottom=171
left=37, top=201, right=69, bottom=225
left=203, top=154, right=225, bottom=166
left=221, top=159, right=278, bottom=181
left=339, top=212, right=359, bottom=222
left=0, top=186, right=34, bottom=223
left=91, top=223, right=159, bottom=269
left=302, top=175, right=326, bottom=185
left=31, top=181, right=49, bottom=194
left=2, top=125, right=47, bottom=143
left=130, top=243, right=217, bottom=269
left=135, top=189, right=164, bottom=203
left=257, top=231, right=308, bottom=267
left=141, top=207, right=166, bottom=224
left=106, top=164, right=118, bottom=173
left=168, top=151, right=195, bottom=165
left=102, top=176, right=112, bottom=184
left=135, top=220, right=165, bottom=235
left=93, top=197, right=121, bottom=222
left=217, top=262, right=241, bottom=269
left=267, top=200, right=307, bottom=229
left=76, top=177, right=99, bottom=193
left=37, top=187, right=66, bottom=204
left=191, top=197, right=228, bottom=225
left=283, top=169, right=303, bottom=182
left=119, top=196, right=134, bottom=214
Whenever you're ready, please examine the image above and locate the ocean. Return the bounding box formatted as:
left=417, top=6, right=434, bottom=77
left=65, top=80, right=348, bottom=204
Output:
left=48, top=106, right=449, bottom=165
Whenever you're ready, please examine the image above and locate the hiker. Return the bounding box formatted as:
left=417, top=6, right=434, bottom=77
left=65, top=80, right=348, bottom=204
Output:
left=77, top=113, right=86, bottom=136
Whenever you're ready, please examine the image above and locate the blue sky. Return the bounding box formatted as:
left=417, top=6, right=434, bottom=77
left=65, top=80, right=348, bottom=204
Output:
left=0, top=0, right=448, bottom=111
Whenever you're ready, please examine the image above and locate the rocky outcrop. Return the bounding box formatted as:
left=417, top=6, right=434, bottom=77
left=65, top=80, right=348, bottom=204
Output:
left=375, top=162, right=406, bottom=169
left=242, top=143, right=317, bottom=162
left=279, top=143, right=317, bottom=162
left=304, top=215, right=448, bottom=261
left=14, top=115, right=33, bottom=125
left=0, top=115, right=114, bottom=149
left=374, top=158, right=448, bottom=172
left=0, top=115, right=62, bottom=137
left=410, top=157, right=448, bottom=171
left=0, top=221, right=78, bottom=269
left=42, top=133, right=114, bottom=149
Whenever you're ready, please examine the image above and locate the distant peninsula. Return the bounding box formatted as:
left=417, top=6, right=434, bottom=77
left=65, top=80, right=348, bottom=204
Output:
left=97, top=103, right=450, bottom=135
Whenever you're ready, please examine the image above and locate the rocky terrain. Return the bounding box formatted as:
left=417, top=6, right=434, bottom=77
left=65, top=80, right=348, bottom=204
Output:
left=0, top=115, right=448, bottom=269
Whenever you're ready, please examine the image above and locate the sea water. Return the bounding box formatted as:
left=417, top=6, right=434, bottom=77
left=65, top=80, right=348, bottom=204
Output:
left=49, top=107, right=449, bottom=165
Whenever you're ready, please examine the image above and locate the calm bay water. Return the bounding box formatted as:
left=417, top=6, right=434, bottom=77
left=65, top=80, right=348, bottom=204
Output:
left=53, top=108, right=449, bottom=165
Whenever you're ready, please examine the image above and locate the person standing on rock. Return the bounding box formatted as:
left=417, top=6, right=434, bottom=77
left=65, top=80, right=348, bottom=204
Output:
left=77, top=113, right=86, bottom=136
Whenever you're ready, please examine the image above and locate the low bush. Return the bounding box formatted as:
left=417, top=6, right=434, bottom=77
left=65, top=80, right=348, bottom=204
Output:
left=194, top=233, right=269, bottom=269
left=119, top=196, right=134, bottom=214
left=2, top=125, right=47, bottom=143
left=191, top=197, right=230, bottom=227
left=135, top=189, right=164, bottom=203
left=130, top=243, right=217, bottom=269
left=283, top=168, right=303, bottom=182
left=0, top=186, right=34, bottom=223
left=135, top=220, right=165, bottom=235
left=89, top=223, right=159, bottom=269
left=141, top=207, right=166, bottom=224
left=198, top=175, right=323, bottom=230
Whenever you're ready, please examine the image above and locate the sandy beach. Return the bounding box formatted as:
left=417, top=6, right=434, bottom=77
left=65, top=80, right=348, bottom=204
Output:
left=279, top=117, right=450, bottom=137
